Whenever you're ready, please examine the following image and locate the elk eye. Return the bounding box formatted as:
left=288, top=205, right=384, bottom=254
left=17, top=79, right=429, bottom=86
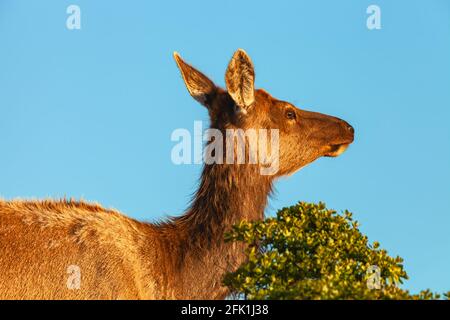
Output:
left=285, top=110, right=296, bottom=120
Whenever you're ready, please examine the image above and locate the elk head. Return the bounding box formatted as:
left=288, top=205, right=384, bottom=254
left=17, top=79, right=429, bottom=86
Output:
left=174, top=49, right=354, bottom=177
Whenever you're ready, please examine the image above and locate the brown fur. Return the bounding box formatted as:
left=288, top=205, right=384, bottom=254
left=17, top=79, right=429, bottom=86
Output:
left=0, top=50, right=354, bottom=299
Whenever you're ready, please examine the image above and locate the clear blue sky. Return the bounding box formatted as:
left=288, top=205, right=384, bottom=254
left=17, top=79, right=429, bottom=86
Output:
left=0, top=0, right=449, bottom=294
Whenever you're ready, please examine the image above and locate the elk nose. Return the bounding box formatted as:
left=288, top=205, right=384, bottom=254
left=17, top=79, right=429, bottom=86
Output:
left=346, top=124, right=354, bottom=134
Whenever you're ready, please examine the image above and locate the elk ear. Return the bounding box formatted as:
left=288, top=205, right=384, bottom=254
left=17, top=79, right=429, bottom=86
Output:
left=173, top=52, right=217, bottom=107
left=225, top=49, right=255, bottom=111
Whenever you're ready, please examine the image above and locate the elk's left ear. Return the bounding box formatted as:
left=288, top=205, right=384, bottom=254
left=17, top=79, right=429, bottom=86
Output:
left=173, top=52, right=217, bottom=107
left=225, top=49, right=255, bottom=111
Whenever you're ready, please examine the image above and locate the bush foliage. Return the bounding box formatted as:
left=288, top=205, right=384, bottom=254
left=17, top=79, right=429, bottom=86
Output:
left=224, top=202, right=448, bottom=300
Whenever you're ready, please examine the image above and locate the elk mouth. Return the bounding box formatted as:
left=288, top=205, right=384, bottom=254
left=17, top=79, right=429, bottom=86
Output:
left=324, top=143, right=350, bottom=157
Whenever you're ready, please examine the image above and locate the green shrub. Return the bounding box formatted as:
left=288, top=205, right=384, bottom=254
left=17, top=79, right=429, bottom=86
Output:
left=224, top=202, right=448, bottom=300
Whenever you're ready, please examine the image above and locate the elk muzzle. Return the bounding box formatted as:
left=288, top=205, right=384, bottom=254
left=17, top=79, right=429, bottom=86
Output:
left=324, top=121, right=354, bottom=157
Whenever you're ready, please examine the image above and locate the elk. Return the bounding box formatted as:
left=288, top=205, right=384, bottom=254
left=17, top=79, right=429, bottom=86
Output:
left=0, top=49, right=354, bottom=299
